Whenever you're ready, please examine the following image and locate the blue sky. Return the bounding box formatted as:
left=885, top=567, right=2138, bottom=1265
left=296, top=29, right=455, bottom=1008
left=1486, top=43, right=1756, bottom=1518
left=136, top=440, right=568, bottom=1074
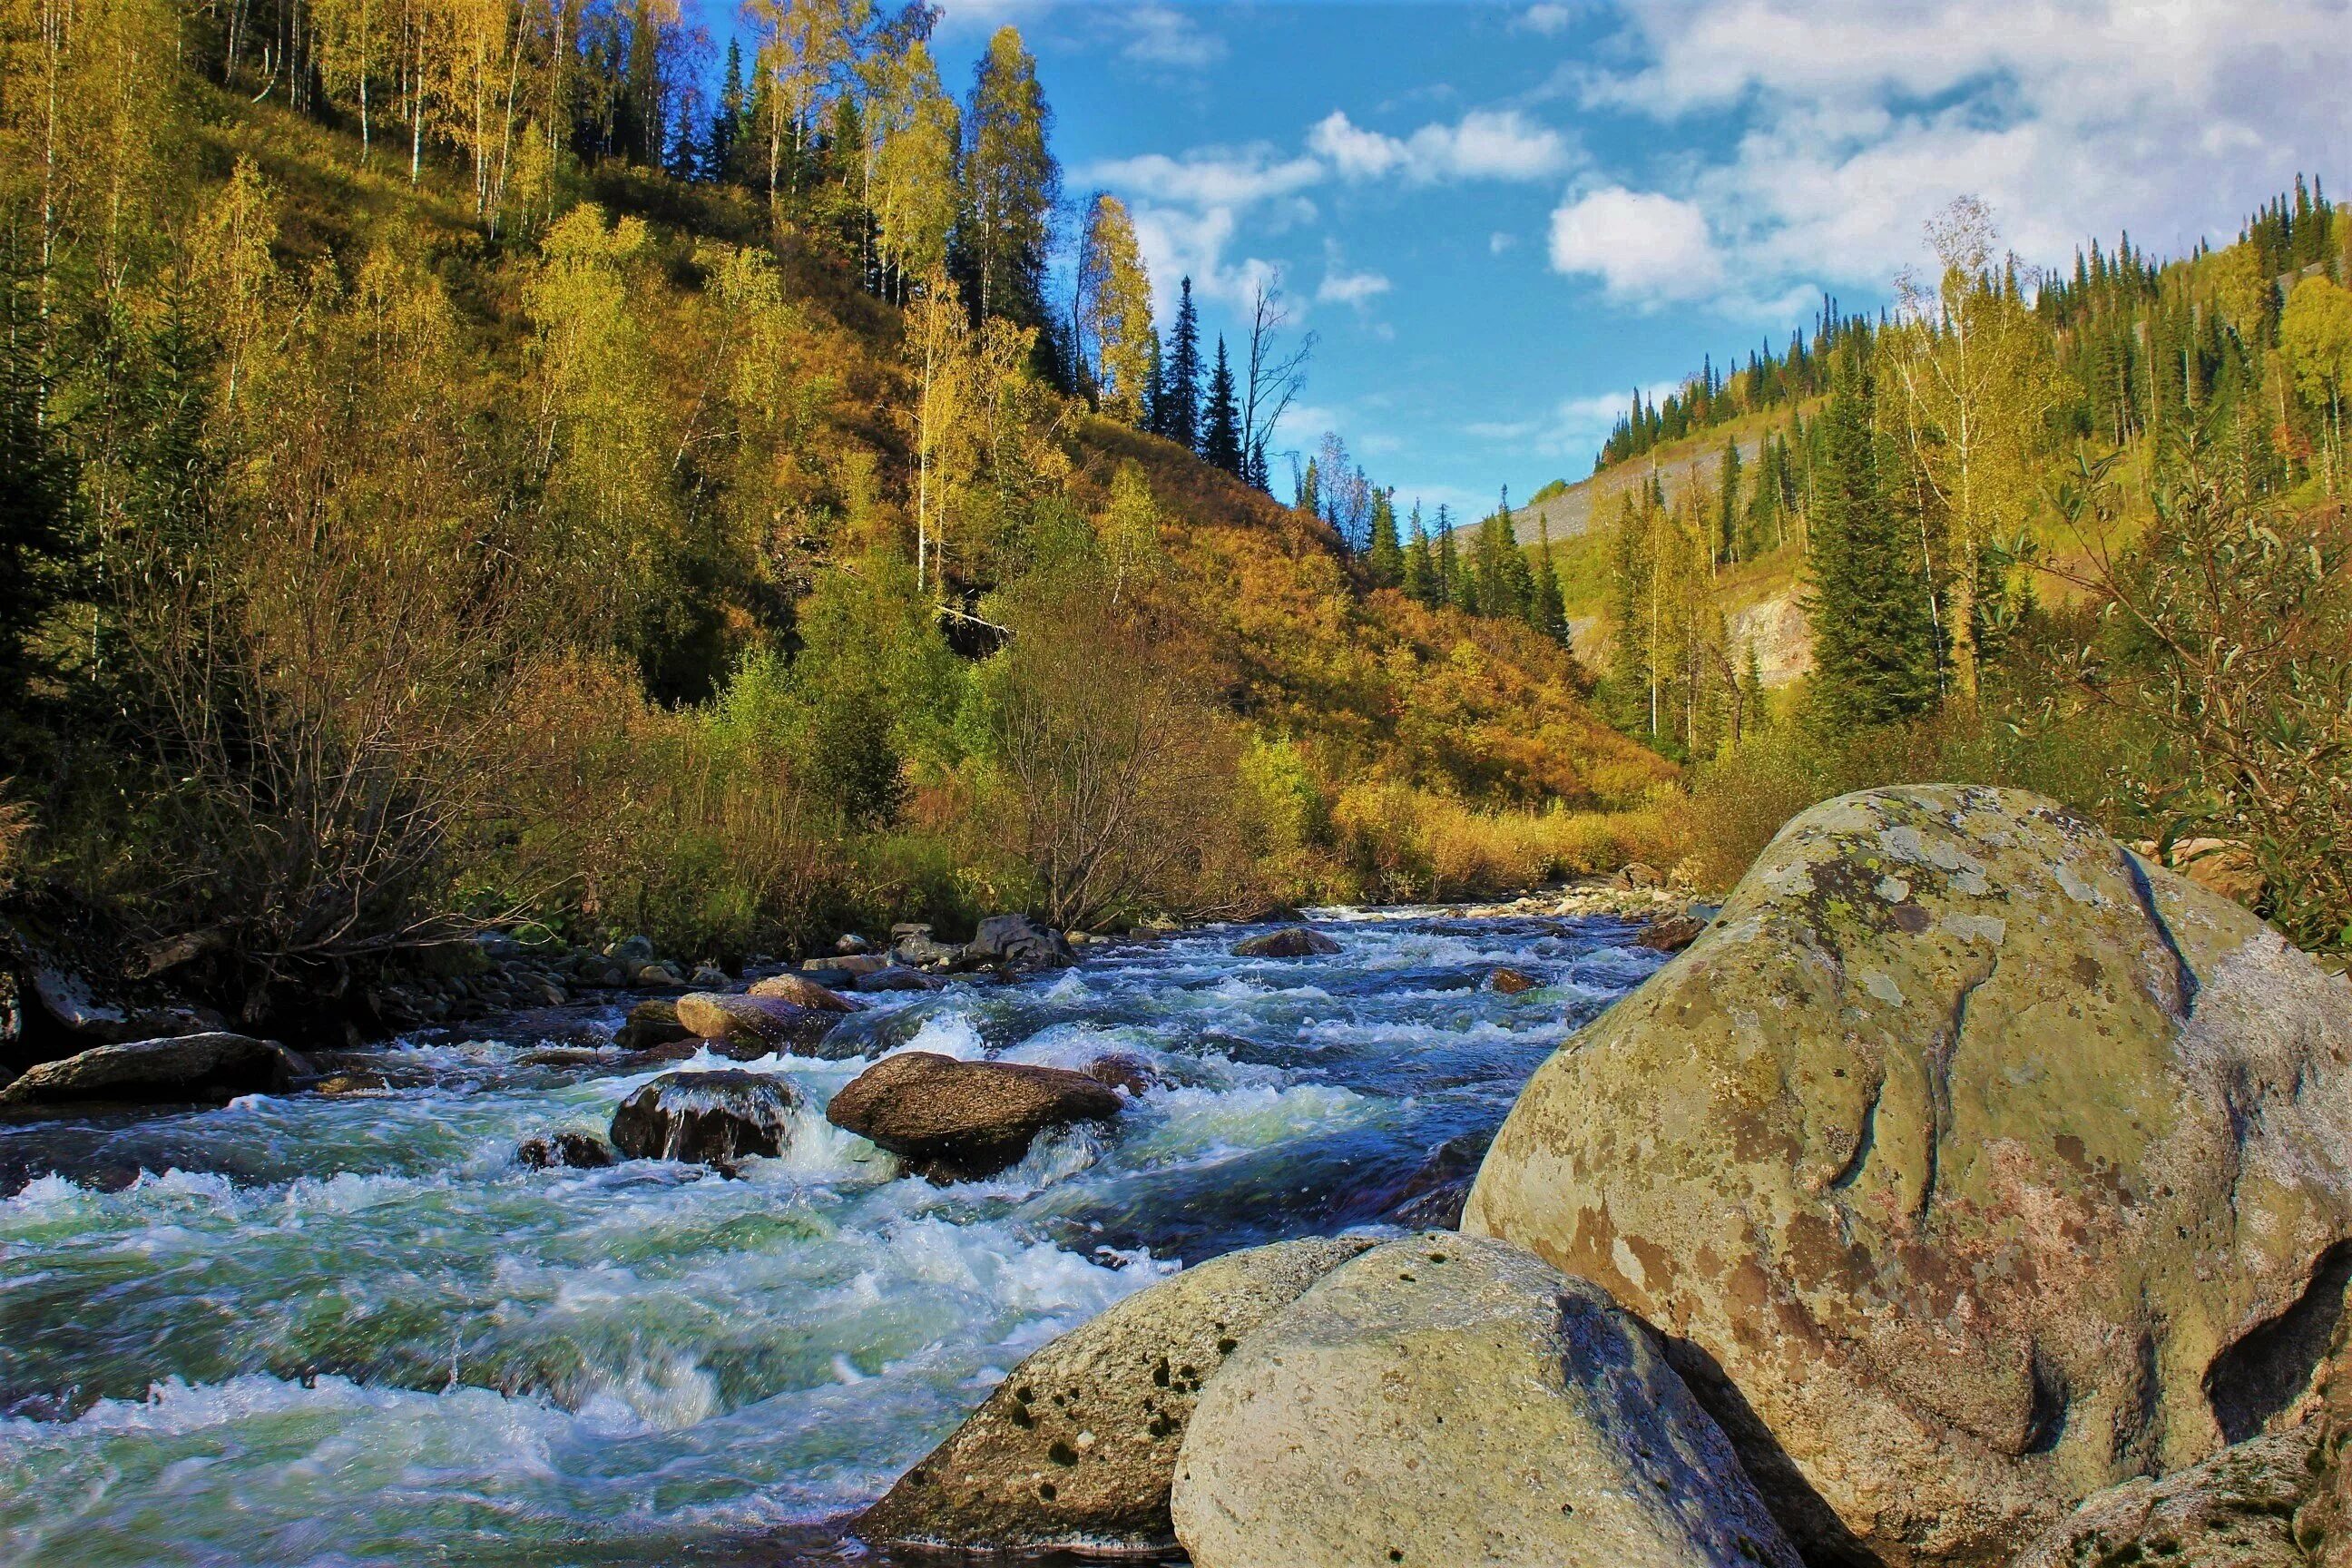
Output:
left=702, top=1, right=2352, bottom=521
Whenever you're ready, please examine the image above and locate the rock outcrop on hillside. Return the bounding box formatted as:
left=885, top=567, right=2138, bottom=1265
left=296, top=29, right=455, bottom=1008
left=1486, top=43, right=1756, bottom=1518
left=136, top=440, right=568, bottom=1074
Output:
left=1463, top=785, right=2352, bottom=1565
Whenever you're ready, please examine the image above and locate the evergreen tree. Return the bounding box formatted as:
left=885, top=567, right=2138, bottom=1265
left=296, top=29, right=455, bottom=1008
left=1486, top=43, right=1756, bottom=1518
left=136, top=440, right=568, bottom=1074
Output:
left=1806, top=355, right=1938, bottom=728
left=1717, top=436, right=1743, bottom=564
left=0, top=249, right=81, bottom=699
left=1142, top=330, right=1166, bottom=436
left=707, top=40, right=746, bottom=182
left=1435, top=505, right=1459, bottom=605
left=1245, top=439, right=1269, bottom=493
left=1200, top=336, right=1243, bottom=474
left=1402, top=501, right=1435, bottom=604
left=1298, top=455, right=1319, bottom=515
left=1164, top=276, right=1202, bottom=451
left=1366, top=487, right=1403, bottom=587
left=1527, top=514, right=1567, bottom=643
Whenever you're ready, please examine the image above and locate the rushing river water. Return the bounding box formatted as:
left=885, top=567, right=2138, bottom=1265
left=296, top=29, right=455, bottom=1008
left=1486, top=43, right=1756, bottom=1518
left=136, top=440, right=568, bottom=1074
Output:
left=0, top=908, right=1661, bottom=1566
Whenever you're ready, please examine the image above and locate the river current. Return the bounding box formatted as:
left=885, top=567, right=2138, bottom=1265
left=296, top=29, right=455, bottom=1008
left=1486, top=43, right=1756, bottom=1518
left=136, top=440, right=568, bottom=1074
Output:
left=0, top=908, right=1661, bottom=1566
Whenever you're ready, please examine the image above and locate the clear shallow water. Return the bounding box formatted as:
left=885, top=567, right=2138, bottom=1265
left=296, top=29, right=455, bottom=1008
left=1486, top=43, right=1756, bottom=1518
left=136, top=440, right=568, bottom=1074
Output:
left=0, top=909, right=1659, bottom=1566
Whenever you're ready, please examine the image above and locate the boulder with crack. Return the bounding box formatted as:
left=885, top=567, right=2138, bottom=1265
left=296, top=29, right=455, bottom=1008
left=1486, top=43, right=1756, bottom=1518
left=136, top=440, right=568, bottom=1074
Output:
left=1464, top=785, right=2352, bottom=1565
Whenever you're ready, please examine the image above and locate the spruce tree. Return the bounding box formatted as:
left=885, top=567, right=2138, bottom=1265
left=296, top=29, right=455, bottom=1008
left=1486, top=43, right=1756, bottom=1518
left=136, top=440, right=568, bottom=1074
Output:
left=1402, top=501, right=1435, bottom=604
left=1527, top=514, right=1567, bottom=643
left=708, top=40, right=745, bottom=183
left=1366, top=488, right=1404, bottom=587
left=1717, top=437, right=1743, bottom=563
left=1246, top=439, right=1269, bottom=492
left=1805, top=355, right=1938, bottom=728
left=1165, top=277, right=1202, bottom=451
left=1435, top=505, right=1458, bottom=605
left=1298, top=455, right=1319, bottom=515
left=1200, top=336, right=1243, bottom=474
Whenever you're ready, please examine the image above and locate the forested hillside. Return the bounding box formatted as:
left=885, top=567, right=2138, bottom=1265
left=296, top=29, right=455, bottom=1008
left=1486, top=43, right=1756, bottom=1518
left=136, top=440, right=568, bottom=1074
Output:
left=1558, top=189, right=2352, bottom=949
left=0, top=0, right=1674, bottom=1021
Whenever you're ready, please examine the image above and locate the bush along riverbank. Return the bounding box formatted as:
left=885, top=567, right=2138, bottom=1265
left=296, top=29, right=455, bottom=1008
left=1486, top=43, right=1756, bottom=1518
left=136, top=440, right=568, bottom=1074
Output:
left=852, top=786, right=2352, bottom=1566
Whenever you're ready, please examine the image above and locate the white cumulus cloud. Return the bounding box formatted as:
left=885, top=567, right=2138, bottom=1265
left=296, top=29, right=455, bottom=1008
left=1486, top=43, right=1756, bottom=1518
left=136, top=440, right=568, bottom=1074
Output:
left=1547, top=187, right=1723, bottom=302
left=1318, top=268, right=1393, bottom=308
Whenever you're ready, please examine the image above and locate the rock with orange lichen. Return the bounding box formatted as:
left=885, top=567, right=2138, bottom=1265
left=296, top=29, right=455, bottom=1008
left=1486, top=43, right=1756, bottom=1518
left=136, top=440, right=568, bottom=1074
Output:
left=1462, top=785, right=2352, bottom=1567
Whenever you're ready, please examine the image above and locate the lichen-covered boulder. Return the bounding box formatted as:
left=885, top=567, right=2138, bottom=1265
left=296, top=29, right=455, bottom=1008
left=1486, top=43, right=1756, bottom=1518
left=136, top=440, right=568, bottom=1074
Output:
left=609, top=1069, right=799, bottom=1163
left=1170, top=1232, right=1800, bottom=1568
left=1463, top=785, right=2352, bottom=1565
left=858, top=1236, right=1376, bottom=1553
left=0, top=1033, right=311, bottom=1108
left=673, top=992, right=837, bottom=1055
left=2011, top=1427, right=2319, bottom=1568
left=825, top=1051, right=1122, bottom=1181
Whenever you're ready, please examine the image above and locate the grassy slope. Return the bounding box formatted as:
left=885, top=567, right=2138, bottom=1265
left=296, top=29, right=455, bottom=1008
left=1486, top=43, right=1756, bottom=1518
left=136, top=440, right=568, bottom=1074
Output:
left=211, top=89, right=1674, bottom=819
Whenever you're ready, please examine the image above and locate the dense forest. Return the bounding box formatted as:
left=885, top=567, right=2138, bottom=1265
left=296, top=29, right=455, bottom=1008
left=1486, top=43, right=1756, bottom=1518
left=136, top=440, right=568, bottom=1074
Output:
left=1584, top=190, right=2352, bottom=949
left=0, top=0, right=1681, bottom=1026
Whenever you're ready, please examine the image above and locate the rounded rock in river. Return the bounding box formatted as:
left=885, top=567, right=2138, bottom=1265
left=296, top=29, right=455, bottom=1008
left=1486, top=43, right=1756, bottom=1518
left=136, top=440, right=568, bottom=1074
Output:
left=609, top=1069, right=800, bottom=1163
left=825, top=1051, right=1122, bottom=1181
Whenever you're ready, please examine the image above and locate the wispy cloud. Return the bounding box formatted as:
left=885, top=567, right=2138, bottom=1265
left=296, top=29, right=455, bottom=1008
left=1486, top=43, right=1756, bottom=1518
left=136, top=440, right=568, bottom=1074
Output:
left=1466, top=385, right=1680, bottom=459
left=1117, top=2, right=1227, bottom=69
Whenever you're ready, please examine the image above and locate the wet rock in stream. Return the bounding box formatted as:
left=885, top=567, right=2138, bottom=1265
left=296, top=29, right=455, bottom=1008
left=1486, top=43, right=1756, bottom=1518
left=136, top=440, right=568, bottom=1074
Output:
left=609, top=1070, right=800, bottom=1164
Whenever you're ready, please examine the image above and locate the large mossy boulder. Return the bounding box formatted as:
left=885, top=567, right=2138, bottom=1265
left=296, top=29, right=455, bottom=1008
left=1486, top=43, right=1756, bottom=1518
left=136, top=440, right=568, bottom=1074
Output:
left=1170, top=1233, right=1801, bottom=1568
left=1462, top=785, right=2352, bottom=1565
left=825, top=1051, right=1122, bottom=1181
left=2011, top=1427, right=2319, bottom=1568
left=858, top=1235, right=1377, bottom=1553
left=0, top=1032, right=311, bottom=1108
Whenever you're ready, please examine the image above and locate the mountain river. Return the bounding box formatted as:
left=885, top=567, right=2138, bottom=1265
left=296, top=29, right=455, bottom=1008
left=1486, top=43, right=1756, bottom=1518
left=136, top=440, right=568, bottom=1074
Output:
left=0, top=907, right=1662, bottom=1566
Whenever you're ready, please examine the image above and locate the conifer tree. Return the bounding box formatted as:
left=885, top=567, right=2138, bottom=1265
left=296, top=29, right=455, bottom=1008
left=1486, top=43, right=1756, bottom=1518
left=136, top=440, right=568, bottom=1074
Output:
left=1528, top=514, right=1567, bottom=643
left=1200, top=337, right=1243, bottom=474
left=1717, top=437, right=1742, bottom=564
left=1403, top=501, right=1435, bottom=604
left=1298, top=456, right=1320, bottom=515
left=1435, top=505, right=1459, bottom=606
left=1366, top=488, right=1403, bottom=587
left=1806, top=354, right=1938, bottom=728
left=1165, top=277, right=1202, bottom=451
left=709, top=41, right=746, bottom=182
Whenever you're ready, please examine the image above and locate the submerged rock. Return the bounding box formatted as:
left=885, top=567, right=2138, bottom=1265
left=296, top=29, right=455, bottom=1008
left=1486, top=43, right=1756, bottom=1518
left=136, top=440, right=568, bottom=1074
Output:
left=1464, top=785, right=2352, bottom=1565
left=608, top=1070, right=799, bottom=1164
left=673, top=992, right=837, bottom=1055
left=965, top=914, right=1077, bottom=971
left=826, top=1051, right=1122, bottom=1181
left=0, top=1032, right=312, bottom=1108
left=858, top=1235, right=1377, bottom=1553
left=1230, top=926, right=1338, bottom=959
left=1171, top=1233, right=1800, bottom=1568
left=614, top=998, right=691, bottom=1051
left=1487, top=965, right=1541, bottom=995
left=517, top=1131, right=616, bottom=1170
left=746, top=974, right=860, bottom=1012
